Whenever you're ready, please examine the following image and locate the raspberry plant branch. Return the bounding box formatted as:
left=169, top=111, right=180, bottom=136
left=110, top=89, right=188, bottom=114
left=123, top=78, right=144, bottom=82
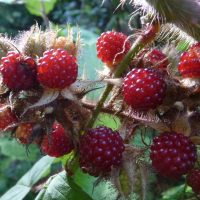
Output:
left=82, top=101, right=132, bottom=120
left=86, top=23, right=160, bottom=128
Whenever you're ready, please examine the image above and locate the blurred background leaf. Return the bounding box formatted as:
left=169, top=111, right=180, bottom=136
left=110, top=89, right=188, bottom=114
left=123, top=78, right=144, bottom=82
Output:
left=25, top=0, right=57, bottom=17
left=1, top=156, right=54, bottom=200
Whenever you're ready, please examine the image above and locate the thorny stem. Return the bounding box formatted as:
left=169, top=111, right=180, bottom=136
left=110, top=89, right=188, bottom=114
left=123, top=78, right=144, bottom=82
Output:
left=86, top=24, right=160, bottom=128
left=82, top=101, right=131, bottom=119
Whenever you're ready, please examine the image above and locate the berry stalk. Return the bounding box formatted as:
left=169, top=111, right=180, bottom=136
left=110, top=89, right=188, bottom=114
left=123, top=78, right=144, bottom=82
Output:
left=86, top=23, right=160, bottom=128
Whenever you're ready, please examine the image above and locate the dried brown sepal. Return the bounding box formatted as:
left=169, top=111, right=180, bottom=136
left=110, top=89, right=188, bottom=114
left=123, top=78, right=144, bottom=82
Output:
left=53, top=26, right=81, bottom=58
left=16, top=24, right=57, bottom=58
left=0, top=35, right=15, bottom=58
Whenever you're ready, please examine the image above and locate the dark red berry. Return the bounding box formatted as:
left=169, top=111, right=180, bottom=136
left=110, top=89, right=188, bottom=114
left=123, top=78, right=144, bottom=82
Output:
left=37, top=49, right=78, bottom=89
left=0, top=104, right=17, bottom=131
left=96, top=31, right=131, bottom=67
left=79, top=126, right=125, bottom=176
left=178, top=42, right=200, bottom=78
left=187, top=169, right=200, bottom=194
left=0, top=52, right=37, bottom=91
left=132, top=49, right=169, bottom=70
left=41, top=122, right=73, bottom=157
left=123, top=68, right=166, bottom=110
left=150, top=132, right=197, bottom=179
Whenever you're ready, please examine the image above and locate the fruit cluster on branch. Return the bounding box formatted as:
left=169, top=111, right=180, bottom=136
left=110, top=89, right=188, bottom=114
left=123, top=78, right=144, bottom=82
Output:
left=0, top=21, right=200, bottom=198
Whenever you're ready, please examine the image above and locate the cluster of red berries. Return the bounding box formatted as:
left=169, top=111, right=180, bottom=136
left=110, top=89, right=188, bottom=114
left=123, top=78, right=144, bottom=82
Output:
left=0, top=106, right=125, bottom=176
left=0, top=49, right=78, bottom=91
left=0, top=30, right=200, bottom=190
left=97, top=31, right=168, bottom=110
left=0, top=105, right=74, bottom=158
left=0, top=48, right=78, bottom=157
left=96, top=31, right=199, bottom=193
left=16, top=122, right=74, bottom=157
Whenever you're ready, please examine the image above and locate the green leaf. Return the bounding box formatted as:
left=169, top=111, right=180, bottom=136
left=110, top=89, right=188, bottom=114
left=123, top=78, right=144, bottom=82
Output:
left=1, top=156, right=54, bottom=200
left=0, top=185, right=30, bottom=200
left=161, top=184, right=185, bottom=200
left=94, top=113, right=121, bottom=130
left=176, top=41, right=190, bottom=52
left=41, top=171, right=92, bottom=200
left=18, top=156, right=55, bottom=186
left=72, top=169, right=118, bottom=200
left=24, top=0, right=57, bottom=17
left=0, top=138, right=39, bottom=161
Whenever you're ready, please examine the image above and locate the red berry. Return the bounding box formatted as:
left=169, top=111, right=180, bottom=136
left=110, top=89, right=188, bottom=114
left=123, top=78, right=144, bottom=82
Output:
left=178, top=42, right=200, bottom=78
left=137, top=49, right=169, bottom=69
left=0, top=52, right=37, bottom=91
left=178, top=60, right=200, bottom=78
left=41, top=122, right=73, bottom=157
left=180, top=43, right=200, bottom=62
left=79, top=126, right=125, bottom=177
left=0, top=104, right=17, bottom=131
left=150, top=132, right=197, bottom=179
left=123, top=68, right=166, bottom=110
left=15, top=123, right=33, bottom=144
left=96, top=31, right=131, bottom=67
left=187, top=169, right=200, bottom=194
left=37, top=49, right=78, bottom=89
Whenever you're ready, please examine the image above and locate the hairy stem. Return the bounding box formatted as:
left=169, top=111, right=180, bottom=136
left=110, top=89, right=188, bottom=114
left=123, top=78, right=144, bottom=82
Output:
left=86, top=24, right=160, bottom=128
left=82, top=101, right=129, bottom=119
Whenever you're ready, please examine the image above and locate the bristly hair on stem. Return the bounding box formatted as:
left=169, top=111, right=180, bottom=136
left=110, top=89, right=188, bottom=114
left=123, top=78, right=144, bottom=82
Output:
left=121, top=0, right=200, bottom=43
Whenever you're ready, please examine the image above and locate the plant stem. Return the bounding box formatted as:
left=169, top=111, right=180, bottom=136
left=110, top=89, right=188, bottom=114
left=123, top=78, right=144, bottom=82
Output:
left=86, top=84, right=113, bottom=128
left=86, top=24, right=160, bottom=128
left=114, top=36, right=144, bottom=78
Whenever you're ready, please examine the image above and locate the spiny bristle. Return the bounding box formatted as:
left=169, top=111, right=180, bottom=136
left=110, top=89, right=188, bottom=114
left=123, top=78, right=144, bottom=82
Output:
left=66, top=25, right=82, bottom=57
left=124, top=109, right=161, bottom=123
left=16, top=24, right=57, bottom=57
left=0, top=36, right=16, bottom=58
left=159, top=24, right=196, bottom=46
left=162, top=43, right=179, bottom=77
left=122, top=0, right=200, bottom=41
